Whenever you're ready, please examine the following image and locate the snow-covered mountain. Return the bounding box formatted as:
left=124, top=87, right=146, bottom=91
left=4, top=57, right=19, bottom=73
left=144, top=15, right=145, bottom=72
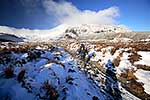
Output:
left=0, top=24, right=70, bottom=42
left=63, top=24, right=132, bottom=40
left=0, top=24, right=132, bottom=42
left=65, top=24, right=132, bottom=35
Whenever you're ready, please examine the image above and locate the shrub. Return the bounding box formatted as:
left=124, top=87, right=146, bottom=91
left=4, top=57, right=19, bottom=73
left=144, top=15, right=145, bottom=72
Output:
left=92, top=96, right=99, bottom=100
left=128, top=79, right=144, bottom=95
left=120, top=69, right=137, bottom=81
left=128, top=52, right=141, bottom=64
left=17, top=69, right=26, bottom=83
left=4, top=67, right=14, bottom=78
left=136, top=64, right=150, bottom=71
left=66, top=76, right=74, bottom=84
left=113, top=57, right=121, bottom=67
left=110, top=47, right=117, bottom=55
left=27, top=50, right=42, bottom=61
left=41, top=80, right=59, bottom=100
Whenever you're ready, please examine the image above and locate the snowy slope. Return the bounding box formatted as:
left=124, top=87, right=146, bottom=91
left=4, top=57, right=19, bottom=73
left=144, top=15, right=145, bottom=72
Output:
left=0, top=24, right=69, bottom=42
left=0, top=44, right=109, bottom=100
left=134, top=51, right=150, bottom=66
left=67, top=42, right=150, bottom=99
left=134, top=69, right=150, bottom=94
left=0, top=41, right=147, bottom=100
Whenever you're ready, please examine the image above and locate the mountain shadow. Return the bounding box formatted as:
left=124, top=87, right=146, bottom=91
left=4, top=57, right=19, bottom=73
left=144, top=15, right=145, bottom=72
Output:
left=0, top=33, right=24, bottom=42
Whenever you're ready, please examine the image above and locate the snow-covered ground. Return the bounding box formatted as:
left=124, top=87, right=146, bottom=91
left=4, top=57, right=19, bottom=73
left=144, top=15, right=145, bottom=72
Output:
left=134, top=51, right=150, bottom=94
left=0, top=42, right=149, bottom=100
left=75, top=45, right=141, bottom=100
left=0, top=78, right=35, bottom=100
left=0, top=45, right=108, bottom=100
left=134, top=69, right=150, bottom=94
left=71, top=43, right=149, bottom=99
left=90, top=47, right=136, bottom=75
left=135, top=51, right=150, bottom=66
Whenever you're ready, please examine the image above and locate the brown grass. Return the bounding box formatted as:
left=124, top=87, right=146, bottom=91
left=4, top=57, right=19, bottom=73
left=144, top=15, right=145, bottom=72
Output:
left=136, top=64, right=150, bottom=71
left=110, top=47, right=117, bottom=55
left=113, top=57, right=121, bottom=67
left=120, top=69, right=137, bottom=81
left=128, top=52, right=142, bottom=64
left=122, top=79, right=150, bottom=100
left=113, top=50, right=123, bottom=67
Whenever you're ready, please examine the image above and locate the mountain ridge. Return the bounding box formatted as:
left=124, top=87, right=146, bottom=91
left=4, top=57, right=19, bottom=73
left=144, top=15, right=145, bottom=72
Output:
left=0, top=24, right=149, bottom=42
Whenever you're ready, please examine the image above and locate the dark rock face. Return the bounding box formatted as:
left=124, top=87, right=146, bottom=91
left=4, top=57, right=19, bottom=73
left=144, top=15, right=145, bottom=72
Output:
left=0, top=33, right=24, bottom=42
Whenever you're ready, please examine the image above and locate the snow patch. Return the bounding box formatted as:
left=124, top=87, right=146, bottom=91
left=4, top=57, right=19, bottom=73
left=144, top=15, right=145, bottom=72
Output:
left=134, top=69, right=150, bottom=94
left=135, top=51, right=150, bottom=66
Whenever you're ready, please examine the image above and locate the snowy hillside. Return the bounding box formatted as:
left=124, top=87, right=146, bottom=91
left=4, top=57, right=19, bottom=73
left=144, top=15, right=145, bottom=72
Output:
left=0, top=24, right=69, bottom=42
left=0, top=43, right=113, bottom=100
left=64, top=41, right=150, bottom=100
left=1, top=41, right=149, bottom=100
left=0, top=24, right=132, bottom=42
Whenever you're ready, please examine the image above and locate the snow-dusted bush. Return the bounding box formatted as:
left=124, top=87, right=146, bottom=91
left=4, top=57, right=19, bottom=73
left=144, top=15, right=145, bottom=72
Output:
left=41, top=80, right=59, bottom=100
left=4, top=67, right=14, bottom=78
left=17, top=69, right=26, bottom=83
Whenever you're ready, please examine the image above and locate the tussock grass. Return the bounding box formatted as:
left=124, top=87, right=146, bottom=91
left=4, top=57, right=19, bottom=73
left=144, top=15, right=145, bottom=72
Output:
left=41, top=80, right=59, bottom=100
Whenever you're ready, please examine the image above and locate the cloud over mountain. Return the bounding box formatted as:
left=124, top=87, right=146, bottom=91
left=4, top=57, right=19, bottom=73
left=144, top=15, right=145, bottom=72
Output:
left=43, top=0, right=120, bottom=25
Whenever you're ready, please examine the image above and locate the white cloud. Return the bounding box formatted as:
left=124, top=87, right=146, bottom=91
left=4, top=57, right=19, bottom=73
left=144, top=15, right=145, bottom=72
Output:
left=43, top=0, right=119, bottom=25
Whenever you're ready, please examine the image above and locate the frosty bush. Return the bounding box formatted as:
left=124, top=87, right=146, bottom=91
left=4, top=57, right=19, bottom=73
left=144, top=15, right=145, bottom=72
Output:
left=41, top=80, right=59, bottom=100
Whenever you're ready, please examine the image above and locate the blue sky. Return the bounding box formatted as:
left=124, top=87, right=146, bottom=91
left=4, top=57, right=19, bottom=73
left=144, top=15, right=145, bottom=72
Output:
left=0, top=0, right=149, bottom=31
left=69, top=0, right=150, bottom=31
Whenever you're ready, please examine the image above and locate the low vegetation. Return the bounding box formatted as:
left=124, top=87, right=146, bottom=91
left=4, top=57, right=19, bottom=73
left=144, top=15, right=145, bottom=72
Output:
left=41, top=80, right=59, bottom=100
